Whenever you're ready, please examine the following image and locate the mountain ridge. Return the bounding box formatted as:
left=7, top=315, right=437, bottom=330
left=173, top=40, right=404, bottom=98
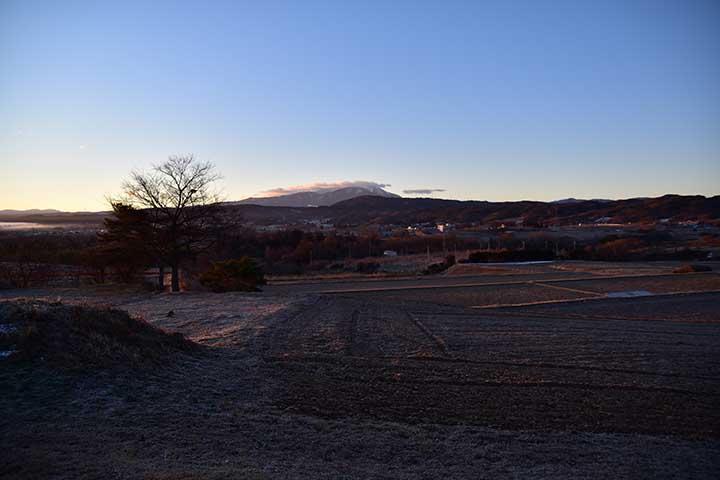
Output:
left=1, top=194, right=717, bottom=227
left=232, top=185, right=400, bottom=207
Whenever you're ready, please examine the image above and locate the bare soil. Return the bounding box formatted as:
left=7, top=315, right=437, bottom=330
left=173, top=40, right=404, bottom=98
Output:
left=551, top=273, right=720, bottom=295
left=445, top=264, right=534, bottom=276
left=1, top=269, right=719, bottom=478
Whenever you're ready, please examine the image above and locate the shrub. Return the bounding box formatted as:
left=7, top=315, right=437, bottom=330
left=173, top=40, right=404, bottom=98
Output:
left=445, top=254, right=456, bottom=267
left=423, top=255, right=456, bottom=275
left=355, top=261, right=380, bottom=273
left=0, top=262, right=52, bottom=289
left=199, top=257, right=266, bottom=292
left=594, top=238, right=645, bottom=261
left=673, top=264, right=712, bottom=274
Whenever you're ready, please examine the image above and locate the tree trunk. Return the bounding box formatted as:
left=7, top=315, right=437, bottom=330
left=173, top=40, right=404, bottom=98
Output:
left=158, top=265, right=165, bottom=289
left=171, top=265, right=180, bottom=292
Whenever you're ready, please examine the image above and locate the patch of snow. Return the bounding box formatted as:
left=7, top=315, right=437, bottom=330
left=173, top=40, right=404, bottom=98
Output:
left=607, top=290, right=652, bottom=298
left=0, top=324, right=17, bottom=335
left=464, top=261, right=555, bottom=266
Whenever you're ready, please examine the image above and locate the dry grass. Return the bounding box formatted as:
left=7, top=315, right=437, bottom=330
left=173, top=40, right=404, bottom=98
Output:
left=549, top=262, right=673, bottom=276
left=0, top=300, right=196, bottom=368
left=445, top=264, right=533, bottom=276
left=673, top=264, right=713, bottom=274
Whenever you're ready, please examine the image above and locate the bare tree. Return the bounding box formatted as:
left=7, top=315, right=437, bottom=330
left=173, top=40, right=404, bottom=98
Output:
left=118, top=154, right=224, bottom=292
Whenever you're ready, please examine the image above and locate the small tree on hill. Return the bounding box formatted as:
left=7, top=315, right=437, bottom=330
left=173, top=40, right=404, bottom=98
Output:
left=117, top=155, right=224, bottom=292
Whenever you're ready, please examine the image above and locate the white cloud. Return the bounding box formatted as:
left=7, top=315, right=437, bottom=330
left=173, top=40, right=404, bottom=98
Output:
left=403, top=188, right=445, bottom=195
left=257, top=180, right=391, bottom=197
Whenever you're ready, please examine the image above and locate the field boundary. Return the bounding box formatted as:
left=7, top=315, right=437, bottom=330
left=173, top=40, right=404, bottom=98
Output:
left=406, top=311, right=452, bottom=358
left=471, top=288, right=720, bottom=310
left=318, top=272, right=718, bottom=294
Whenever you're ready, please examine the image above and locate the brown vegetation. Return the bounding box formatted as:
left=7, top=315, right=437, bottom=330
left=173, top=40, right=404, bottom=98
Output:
left=0, top=300, right=196, bottom=368
left=673, top=264, right=713, bottom=274
left=199, top=257, right=266, bottom=292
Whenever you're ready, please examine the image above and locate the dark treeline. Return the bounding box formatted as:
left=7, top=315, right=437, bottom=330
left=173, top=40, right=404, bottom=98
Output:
left=1, top=225, right=714, bottom=290
left=212, top=229, right=482, bottom=275
left=0, top=232, right=97, bottom=288
left=201, top=227, right=712, bottom=274
left=0, top=227, right=474, bottom=285
left=2, top=152, right=716, bottom=289
left=0, top=232, right=97, bottom=266
left=3, top=156, right=716, bottom=291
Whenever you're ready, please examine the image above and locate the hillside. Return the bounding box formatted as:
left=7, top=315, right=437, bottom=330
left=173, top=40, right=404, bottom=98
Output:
left=319, top=194, right=720, bottom=226
left=2, top=194, right=718, bottom=228
left=0, top=210, right=109, bottom=225
left=235, top=186, right=399, bottom=207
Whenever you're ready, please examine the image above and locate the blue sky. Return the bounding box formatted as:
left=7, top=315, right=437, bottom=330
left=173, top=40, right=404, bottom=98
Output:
left=1, top=0, right=718, bottom=210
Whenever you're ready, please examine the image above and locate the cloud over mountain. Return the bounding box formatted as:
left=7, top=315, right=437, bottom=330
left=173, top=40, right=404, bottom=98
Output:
left=403, top=188, right=446, bottom=195
left=258, top=181, right=391, bottom=198
left=235, top=181, right=398, bottom=207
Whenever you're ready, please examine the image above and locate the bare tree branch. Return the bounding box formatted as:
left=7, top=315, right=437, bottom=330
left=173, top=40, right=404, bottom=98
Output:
left=113, top=154, right=225, bottom=292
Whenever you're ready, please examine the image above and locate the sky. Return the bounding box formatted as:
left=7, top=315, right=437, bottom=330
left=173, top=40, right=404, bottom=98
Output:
left=1, top=0, right=719, bottom=211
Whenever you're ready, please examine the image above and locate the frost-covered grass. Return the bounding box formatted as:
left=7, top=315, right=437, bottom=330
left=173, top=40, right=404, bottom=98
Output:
left=1, top=284, right=719, bottom=478
left=0, top=299, right=195, bottom=368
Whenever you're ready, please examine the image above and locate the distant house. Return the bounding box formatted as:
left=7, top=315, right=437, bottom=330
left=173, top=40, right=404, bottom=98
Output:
left=255, top=224, right=284, bottom=232
left=407, top=224, right=441, bottom=236
left=379, top=226, right=396, bottom=237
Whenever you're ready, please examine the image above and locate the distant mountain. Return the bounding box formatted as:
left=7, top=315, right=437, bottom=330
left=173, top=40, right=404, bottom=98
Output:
left=552, top=198, right=612, bottom=204
left=234, top=186, right=400, bottom=207
left=322, top=194, right=719, bottom=226
left=0, top=209, right=109, bottom=225
left=0, top=209, right=62, bottom=217
left=210, top=194, right=718, bottom=228
left=2, top=194, right=717, bottom=229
